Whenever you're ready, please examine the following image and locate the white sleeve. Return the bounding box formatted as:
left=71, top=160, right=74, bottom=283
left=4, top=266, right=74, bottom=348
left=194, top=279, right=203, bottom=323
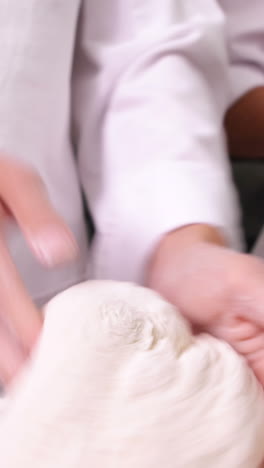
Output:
left=0, top=1, right=89, bottom=299
left=75, top=0, right=242, bottom=283
left=0, top=1, right=80, bottom=168
left=218, top=0, right=264, bottom=103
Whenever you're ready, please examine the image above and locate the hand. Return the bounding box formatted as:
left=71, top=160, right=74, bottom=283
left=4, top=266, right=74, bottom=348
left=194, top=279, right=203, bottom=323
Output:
left=147, top=224, right=264, bottom=385
left=0, top=158, right=78, bottom=386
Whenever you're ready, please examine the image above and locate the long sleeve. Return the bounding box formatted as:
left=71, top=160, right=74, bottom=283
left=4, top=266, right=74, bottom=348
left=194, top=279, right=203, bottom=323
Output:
left=0, top=1, right=89, bottom=302
left=73, top=0, right=242, bottom=284
left=0, top=1, right=81, bottom=162
left=218, top=0, right=264, bottom=103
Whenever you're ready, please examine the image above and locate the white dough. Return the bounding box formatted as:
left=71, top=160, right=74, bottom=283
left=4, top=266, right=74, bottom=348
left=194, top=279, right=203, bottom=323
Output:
left=0, top=280, right=264, bottom=467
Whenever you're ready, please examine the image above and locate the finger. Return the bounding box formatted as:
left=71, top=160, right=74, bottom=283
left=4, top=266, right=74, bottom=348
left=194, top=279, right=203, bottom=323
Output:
left=246, top=348, right=264, bottom=387
left=234, top=333, right=264, bottom=356
left=237, top=293, right=264, bottom=331
left=209, top=317, right=264, bottom=386
left=0, top=159, right=78, bottom=267
left=209, top=316, right=264, bottom=358
left=0, top=232, right=41, bottom=352
left=208, top=317, right=261, bottom=344
left=0, top=321, right=26, bottom=387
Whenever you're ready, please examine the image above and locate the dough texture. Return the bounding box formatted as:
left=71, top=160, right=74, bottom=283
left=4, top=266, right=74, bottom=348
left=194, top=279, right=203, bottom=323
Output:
left=0, top=280, right=264, bottom=467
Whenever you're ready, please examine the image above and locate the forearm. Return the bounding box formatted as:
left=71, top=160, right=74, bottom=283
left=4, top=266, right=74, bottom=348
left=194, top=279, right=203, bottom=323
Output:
left=225, top=87, right=264, bottom=159
left=157, top=224, right=227, bottom=251
left=78, top=2, right=241, bottom=283
left=147, top=223, right=226, bottom=287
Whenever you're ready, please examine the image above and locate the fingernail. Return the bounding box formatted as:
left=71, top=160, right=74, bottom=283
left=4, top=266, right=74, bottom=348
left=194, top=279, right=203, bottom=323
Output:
left=31, top=227, right=79, bottom=267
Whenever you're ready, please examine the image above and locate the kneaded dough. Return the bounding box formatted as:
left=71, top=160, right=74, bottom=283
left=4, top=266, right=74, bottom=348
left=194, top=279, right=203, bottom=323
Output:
left=0, top=280, right=264, bottom=467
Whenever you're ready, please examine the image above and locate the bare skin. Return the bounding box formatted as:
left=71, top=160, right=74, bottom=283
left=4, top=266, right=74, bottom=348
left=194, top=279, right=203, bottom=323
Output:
left=2, top=158, right=264, bottom=389
left=148, top=224, right=264, bottom=386
left=0, top=158, right=78, bottom=386
left=225, top=86, right=264, bottom=159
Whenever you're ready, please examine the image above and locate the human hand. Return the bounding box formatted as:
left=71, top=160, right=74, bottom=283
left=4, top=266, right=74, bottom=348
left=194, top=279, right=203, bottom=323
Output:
left=0, top=158, right=78, bottom=386
left=147, top=224, right=264, bottom=385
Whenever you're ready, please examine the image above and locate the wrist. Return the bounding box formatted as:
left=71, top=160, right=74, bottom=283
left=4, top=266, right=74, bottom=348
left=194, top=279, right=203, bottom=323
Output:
left=166, top=223, right=226, bottom=246
left=146, top=223, right=227, bottom=291
left=151, top=224, right=227, bottom=262
left=146, top=225, right=232, bottom=325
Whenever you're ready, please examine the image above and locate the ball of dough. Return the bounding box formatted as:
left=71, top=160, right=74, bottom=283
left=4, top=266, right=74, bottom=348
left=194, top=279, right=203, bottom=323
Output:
left=0, top=280, right=264, bottom=467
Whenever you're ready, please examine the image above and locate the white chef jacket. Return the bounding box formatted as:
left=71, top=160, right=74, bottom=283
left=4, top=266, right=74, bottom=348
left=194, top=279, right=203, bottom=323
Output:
left=220, top=0, right=264, bottom=104
left=219, top=0, right=264, bottom=258
left=0, top=0, right=259, bottom=305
